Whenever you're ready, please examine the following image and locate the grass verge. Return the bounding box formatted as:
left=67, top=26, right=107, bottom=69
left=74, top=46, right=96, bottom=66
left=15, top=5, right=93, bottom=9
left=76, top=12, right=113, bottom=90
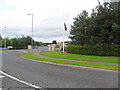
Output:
left=0, top=49, right=8, bottom=51
left=21, top=52, right=118, bottom=70
left=0, top=49, right=3, bottom=50
left=40, top=52, right=119, bottom=63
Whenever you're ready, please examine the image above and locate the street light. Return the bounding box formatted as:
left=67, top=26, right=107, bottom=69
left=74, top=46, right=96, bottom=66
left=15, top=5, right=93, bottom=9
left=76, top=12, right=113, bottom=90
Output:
left=0, top=27, right=7, bottom=48
left=28, top=13, right=33, bottom=49
left=4, top=27, right=7, bottom=49
left=0, top=28, right=2, bottom=48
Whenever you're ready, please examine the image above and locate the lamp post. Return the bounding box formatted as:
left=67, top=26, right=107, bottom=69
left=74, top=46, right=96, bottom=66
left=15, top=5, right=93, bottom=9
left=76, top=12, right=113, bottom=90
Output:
left=4, top=27, right=7, bottom=49
left=0, top=27, right=7, bottom=48
left=0, top=28, right=2, bottom=48
left=4, top=27, right=7, bottom=48
left=28, top=13, right=33, bottom=49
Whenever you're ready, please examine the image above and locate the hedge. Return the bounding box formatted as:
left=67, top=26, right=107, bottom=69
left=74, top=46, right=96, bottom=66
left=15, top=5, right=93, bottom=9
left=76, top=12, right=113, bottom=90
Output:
left=9, top=46, right=28, bottom=50
left=65, top=45, right=120, bottom=56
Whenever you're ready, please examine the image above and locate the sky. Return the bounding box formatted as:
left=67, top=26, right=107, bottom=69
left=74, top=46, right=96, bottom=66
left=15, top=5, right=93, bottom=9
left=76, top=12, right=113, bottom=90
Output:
left=0, top=0, right=104, bottom=43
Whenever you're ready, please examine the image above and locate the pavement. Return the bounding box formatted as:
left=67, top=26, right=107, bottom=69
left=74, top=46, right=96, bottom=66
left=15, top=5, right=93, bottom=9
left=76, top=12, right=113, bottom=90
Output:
left=1, top=47, right=119, bottom=89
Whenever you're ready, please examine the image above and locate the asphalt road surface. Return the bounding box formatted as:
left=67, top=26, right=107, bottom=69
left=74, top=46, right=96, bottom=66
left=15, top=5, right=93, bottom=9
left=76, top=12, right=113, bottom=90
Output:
left=1, top=47, right=119, bottom=89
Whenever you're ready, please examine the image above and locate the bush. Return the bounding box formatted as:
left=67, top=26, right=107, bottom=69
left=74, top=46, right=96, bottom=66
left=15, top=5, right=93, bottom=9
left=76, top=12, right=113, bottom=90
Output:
left=9, top=46, right=28, bottom=50
left=66, top=45, right=120, bottom=56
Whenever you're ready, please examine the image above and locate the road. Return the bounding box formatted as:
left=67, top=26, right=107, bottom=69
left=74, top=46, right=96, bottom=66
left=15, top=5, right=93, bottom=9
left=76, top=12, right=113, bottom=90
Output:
left=1, top=47, right=119, bottom=89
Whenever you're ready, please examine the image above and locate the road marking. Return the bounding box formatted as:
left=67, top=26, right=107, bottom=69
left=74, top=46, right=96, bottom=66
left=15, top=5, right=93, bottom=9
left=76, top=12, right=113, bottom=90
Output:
left=0, top=71, right=42, bottom=89
left=0, top=76, right=5, bottom=78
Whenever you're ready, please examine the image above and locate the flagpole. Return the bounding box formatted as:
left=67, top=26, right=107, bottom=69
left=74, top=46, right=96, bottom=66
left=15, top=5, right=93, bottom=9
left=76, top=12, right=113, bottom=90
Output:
left=63, top=22, right=68, bottom=52
left=63, top=29, right=65, bottom=52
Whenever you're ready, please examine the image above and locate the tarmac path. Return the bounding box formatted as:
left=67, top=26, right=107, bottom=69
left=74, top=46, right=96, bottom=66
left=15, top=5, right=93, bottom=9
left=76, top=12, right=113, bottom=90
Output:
left=34, top=52, right=119, bottom=65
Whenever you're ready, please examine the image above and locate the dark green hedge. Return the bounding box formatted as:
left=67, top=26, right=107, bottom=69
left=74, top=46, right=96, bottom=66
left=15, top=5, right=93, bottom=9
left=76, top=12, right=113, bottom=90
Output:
left=66, top=45, right=120, bottom=56
left=9, top=46, right=28, bottom=50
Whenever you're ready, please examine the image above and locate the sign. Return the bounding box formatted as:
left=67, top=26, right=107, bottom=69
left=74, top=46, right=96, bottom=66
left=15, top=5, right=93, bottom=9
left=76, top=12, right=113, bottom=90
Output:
left=28, top=45, right=32, bottom=49
left=7, top=46, right=13, bottom=48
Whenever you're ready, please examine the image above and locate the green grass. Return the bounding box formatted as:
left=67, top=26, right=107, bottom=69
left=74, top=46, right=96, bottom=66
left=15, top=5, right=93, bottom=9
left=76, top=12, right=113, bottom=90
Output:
left=0, top=49, right=8, bottom=51
left=21, top=52, right=119, bottom=70
left=40, top=52, right=119, bottom=63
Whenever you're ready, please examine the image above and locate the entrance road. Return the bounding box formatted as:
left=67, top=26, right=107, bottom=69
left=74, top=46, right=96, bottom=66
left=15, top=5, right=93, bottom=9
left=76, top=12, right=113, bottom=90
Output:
left=2, top=48, right=118, bottom=88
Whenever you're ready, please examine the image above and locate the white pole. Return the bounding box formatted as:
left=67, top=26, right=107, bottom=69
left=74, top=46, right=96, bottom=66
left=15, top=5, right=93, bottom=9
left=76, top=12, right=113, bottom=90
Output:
left=28, top=13, right=33, bottom=49
left=0, top=34, right=2, bottom=47
left=4, top=27, right=6, bottom=49
left=31, top=14, right=33, bottom=49
left=63, top=28, right=65, bottom=52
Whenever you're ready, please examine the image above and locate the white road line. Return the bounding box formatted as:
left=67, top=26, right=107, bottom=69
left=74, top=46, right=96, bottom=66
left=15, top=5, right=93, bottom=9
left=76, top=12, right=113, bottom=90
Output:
left=0, top=71, right=42, bottom=89
left=0, top=76, right=5, bottom=78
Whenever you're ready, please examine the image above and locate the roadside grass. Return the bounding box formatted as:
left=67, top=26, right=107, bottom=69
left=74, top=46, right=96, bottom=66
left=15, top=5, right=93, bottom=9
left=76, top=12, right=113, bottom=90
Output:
left=0, top=49, right=8, bottom=51
left=40, top=52, right=119, bottom=63
left=21, top=52, right=119, bottom=70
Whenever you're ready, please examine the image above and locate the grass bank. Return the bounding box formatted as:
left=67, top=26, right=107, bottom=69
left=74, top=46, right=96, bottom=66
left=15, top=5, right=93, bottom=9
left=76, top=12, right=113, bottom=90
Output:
left=40, top=52, right=119, bottom=63
left=0, top=49, right=8, bottom=51
left=21, top=52, right=118, bottom=70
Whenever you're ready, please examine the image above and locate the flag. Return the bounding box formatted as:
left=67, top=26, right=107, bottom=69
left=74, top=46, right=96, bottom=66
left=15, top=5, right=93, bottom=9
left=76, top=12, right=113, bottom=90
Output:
left=64, top=22, right=68, bottom=31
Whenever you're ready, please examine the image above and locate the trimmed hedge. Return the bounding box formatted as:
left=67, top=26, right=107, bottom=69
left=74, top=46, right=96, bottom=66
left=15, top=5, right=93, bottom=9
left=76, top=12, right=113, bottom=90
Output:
left=9, top=46, right=28, bottom=50
left=66, top=45, right=120, bottom=56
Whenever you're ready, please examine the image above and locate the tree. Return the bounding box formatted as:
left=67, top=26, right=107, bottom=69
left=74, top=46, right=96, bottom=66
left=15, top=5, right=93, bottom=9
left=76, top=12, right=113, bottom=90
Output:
left=34, top=41, right=40, bottom=46
left=0, top=34, right=2, bottom=40
left=69, top=1, right=120, bottom=46
left=0, top=35, right=43, bottom=49
left=0, top=34, right=2, bottom=47
left=91, top=2, right=120, bottom=45
left=52, top=40, right=57, bottom=44
left=69, top=10, right=92, bottom=46
left=18, top=36, right=32, bottom=48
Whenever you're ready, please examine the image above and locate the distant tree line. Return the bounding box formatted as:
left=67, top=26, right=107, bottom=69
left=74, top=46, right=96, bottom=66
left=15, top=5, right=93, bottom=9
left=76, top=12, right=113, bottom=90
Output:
left=0, top=35, right=61, bottom=49
left=69, top=1, right=120, bottom=46
left=0, top=36, right=42, bottom=49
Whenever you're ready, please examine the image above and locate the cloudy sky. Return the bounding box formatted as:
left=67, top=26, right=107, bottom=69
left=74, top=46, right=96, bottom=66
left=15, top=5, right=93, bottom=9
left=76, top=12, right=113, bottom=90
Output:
left=0, top=0, right=104, bottom=43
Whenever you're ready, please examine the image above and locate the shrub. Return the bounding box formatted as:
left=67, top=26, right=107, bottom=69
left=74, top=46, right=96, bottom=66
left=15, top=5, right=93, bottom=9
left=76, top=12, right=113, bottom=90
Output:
left=9, top=46, right=28, bottom=50
left=66, top=45, right=120, bottom=56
